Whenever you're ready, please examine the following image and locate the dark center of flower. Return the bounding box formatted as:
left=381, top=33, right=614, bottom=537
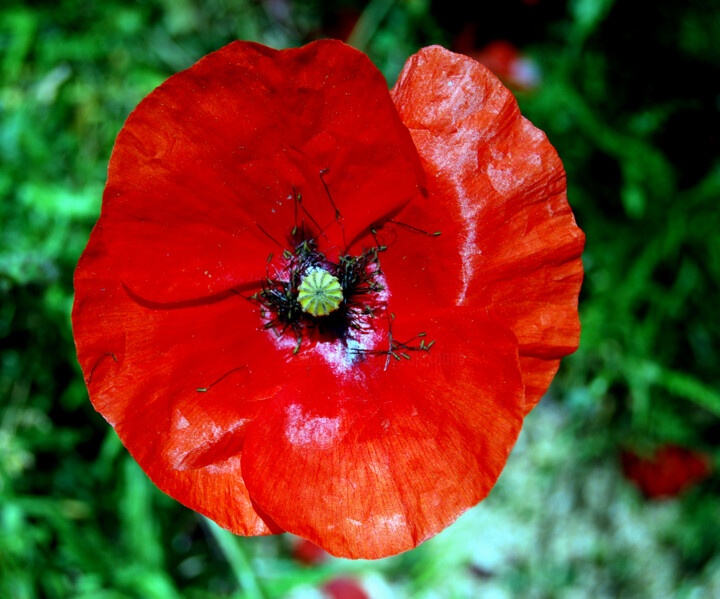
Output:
left=246, top=182, right=438, bottom=362
left=250, top=238, right=384, bottom=354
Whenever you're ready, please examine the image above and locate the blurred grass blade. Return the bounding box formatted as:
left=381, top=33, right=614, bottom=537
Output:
left=640, top=361, right=720, bottom=418
left=202, top=516, right=265, bottom=599
left=346, top=0, right=397, bottom=52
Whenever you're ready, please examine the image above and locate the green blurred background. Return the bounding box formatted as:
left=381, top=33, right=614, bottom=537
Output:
left=1, top=0, right=719, bottom=597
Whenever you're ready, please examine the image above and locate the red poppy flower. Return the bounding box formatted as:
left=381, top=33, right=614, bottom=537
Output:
left=621, top=445, right=712, bottom=499
left=468, top=40, right=541, bottom=92
left=292, top=538, right=329, bottom=565
left=322, top=578, right=370, bottom=599
left=72, top=40, right=583, bottom=559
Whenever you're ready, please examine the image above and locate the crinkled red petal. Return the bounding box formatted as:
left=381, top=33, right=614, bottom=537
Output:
left=73, top=223, right=288, bottom=535
left=241, top=309, right=525, bottom=559
left=391, top=46, right=584, bottom=411
left=101, top=40, right=425, bottom=303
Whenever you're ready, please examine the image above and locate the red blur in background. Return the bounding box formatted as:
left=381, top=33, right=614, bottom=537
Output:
left=621, top=445, right=712, bottom=499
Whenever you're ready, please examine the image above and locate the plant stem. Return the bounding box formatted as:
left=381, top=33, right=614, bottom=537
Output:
left=202, top=516, right=265, bottom=599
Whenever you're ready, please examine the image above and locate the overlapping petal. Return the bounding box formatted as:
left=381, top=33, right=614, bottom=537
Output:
left=241, top=310, right=524, bottom=559
left=101, top=40, right=424, bottom=304
left=73, top=223, right=290, bottom=535
left=74, top=222, right=525, bottom=556
left=391, top=46, right=584, bottom=410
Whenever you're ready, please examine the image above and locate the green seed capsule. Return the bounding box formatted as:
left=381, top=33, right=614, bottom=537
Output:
left=297, top=269, right=343, bottom=317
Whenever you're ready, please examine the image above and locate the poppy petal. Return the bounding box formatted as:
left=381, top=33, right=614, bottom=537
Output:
left=391, top=46, right=584, bottom=410
left=73, top=223, right=290, bottom=534
left=100, top=40, right=424, bottom=304
left=241, top=309, right=525, bottom=559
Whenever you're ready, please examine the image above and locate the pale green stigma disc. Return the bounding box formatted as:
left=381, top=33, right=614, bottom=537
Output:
left=297, top=269, right=343, bottom=317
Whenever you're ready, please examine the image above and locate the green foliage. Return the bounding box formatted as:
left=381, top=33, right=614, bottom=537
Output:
left=1, top=0, right=719, bottom=597
left=522, top=0, right=720, bottom=450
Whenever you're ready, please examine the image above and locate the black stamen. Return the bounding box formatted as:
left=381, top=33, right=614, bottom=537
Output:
left=370, top=227, right=387, bottom=252
left=256, top=222, right=283, bottom=248
left=388, top=219, right=441, bottom=237
left=196, top=365, right=247, bottom=392
left=319, top=168, right=342, bottom=219
left=297, top=191, right=328, bottom=241
left=88, top=352, right=118, bottom=384
left=349, top=309, right=434, bottom=368
left=292, top=185, right=299, bottom=237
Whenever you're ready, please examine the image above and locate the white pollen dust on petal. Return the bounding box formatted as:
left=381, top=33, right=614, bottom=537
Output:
left=265, top=270, right=389, bottom=381
left=285, top=404, right=341, bottom=449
